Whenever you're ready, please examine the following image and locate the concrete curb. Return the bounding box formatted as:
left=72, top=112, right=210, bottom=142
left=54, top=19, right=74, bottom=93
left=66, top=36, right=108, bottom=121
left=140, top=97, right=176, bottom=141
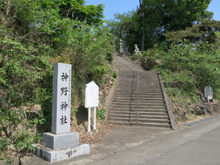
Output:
left=184, top=114, right=220, bottom=126
left=0, top=157, right=20, bottom=165
left=158, top=71, right=177, bottom=130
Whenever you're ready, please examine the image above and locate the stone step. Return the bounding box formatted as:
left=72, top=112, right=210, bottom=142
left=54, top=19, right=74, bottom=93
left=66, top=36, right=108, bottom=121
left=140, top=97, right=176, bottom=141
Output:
left=117, top=83, right=160, bottom=86
left=118, top=76, right=159, bottom=78
left=119, top=71, right=157, bottom=74
left=107, top=118, right=170, bottom=124
left=117, top=83, right=160, bottom=85
left=114, top=93, right=163, bottom=96
left=116, top=86, right=161, bottom=88
left=115, top=86, right=161, bottom=89
left=108, top=111, right=168, bottom=116
left=118, top=76, right=158, bottom=78
left=118, top=72, right=158, bottom=74
left=111, top=102, right=165, bottom=106
left=115, top=86, right=161, bottom=92
left=106, top=121, right=171, bottom=128
left=116, top=84, right=161, bottom=86
left=117, top=81, right=160, bottom=84
left=111, top=104, right=165, bottom=108
left=115, top=87, right=161, bottom=90
left=108, top=114, right=169, bottom=119
left=112, top=102, right=165, bottom=105
left=115, top=89, right=162, bottom=92
left=114, top=90, right=162, bottom=93
left=110, top=108, right=167, bottom=112
left=118, top=73, right=158, bottom=75
left=114, top=92, right=163, bottom=94
left=115, top=90, right=162, bottom=94
left=118, top=80, right=160, bottom=82
left=114, top=92, right=162, bottom=94
left=114, top=94, right=163, bottom=97
left=112, top=99, right=165, bottom=103
left=112, top=97, right=164, bottom=100
left=118, top=77, right=159, bottom=79
left=113, top=96, right=164, bottom=100
left=118, top=76, right=159, bottom=79
left=119, top=70, right=157, bottom=73
left=119, top=73, right=158, bottom=76
left=119, top=70, right=157, bottom=72
left=118, top=82, right=159, bottom=84
left=113, top=96, right=164, bottom=99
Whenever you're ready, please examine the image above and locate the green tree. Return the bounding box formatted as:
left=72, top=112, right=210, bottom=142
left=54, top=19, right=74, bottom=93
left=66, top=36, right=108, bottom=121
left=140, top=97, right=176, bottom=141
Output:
left=107, top=11, right=135, bottom=52
left=109, top=0, right=213, bottom=52
left=138, top=0, right=213, bottom=48
left=58, top=0, right=105, bottom=26
left=165, top=19, right=220, bottom=45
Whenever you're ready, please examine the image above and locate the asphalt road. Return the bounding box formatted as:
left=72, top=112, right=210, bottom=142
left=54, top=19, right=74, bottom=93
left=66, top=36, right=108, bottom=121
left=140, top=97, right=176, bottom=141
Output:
left=22, top=115, right=220, bottom=165
left=78, top=117, right=220, bottom=165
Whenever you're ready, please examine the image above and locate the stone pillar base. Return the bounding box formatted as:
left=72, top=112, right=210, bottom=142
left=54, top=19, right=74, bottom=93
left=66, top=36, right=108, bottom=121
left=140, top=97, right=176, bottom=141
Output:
left=32, top=143, right=89, bottom=163
left=42, top=132, right=79, bottom=150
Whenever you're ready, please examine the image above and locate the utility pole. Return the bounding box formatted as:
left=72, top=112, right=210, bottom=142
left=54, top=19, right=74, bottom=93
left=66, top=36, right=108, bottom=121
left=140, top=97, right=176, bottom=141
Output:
left=139, top=0, right=144, bottom=53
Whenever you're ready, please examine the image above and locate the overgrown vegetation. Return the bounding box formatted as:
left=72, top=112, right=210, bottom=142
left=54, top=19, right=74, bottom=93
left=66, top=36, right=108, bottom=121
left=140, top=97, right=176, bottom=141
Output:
left=144, top=31, right=220, bottom=100
left=159, top=43, right=220, bottom=95
left=0, top=0, right=113, bottom=159
left=138, top=33, right=220, bottom=121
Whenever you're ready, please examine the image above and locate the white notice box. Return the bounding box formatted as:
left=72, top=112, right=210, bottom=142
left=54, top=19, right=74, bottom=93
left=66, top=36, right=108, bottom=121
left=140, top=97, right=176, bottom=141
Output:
left=85, top=81, right=99, bottom=108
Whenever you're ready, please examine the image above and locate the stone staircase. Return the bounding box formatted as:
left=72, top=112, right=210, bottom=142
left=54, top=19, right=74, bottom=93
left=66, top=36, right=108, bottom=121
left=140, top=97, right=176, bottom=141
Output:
left=107, top=68, right=172, bottom=129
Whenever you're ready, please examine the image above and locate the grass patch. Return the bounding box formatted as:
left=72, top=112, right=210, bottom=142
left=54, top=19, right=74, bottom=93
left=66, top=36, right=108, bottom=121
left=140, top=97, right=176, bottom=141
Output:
left=185, top=114, right=196, bottom=120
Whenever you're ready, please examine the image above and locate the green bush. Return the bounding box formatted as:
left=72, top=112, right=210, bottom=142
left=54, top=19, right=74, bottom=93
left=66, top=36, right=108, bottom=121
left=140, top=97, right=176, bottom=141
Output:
left=113, top=71, right=118, bottom=78
left=130, top=54, right=141, bottom=61
left=97, top=108, right=106, bottom=120
left=156, top=40, right=220, bottom=100
left=106, top=52, right=113, bottom=63
left=0, top=137, right=9, bottom=155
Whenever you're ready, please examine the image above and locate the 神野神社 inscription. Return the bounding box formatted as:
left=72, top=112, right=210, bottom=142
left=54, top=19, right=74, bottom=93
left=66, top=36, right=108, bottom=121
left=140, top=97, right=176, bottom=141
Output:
left=61, top=87, right=68, bottom=96
left=61, top=72, right=69, bottom=82
left=60, top=101, right=68, bottom=111
left=60, top=116, right=68, bottom=125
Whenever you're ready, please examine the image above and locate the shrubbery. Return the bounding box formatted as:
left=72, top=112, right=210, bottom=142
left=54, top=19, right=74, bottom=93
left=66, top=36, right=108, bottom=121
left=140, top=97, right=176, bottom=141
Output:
left=113, top=71, right=118, bottom=79
left=0, top=0, right=113, bottom=158
left=153, top=38, right=220, bottom=101
left=97, top=108, right=106, bottom=120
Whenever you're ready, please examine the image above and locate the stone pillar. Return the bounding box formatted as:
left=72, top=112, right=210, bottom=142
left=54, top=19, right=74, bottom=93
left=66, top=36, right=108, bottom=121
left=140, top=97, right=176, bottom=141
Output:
left=52, top=63, right=71, bottom=134
left=32, top=63, right=89, bottom=163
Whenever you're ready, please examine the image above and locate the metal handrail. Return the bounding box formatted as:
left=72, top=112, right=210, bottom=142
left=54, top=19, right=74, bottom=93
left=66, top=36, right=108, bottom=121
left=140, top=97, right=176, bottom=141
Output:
left=129, top=71, right=135, bottom=124
left=136, top=62, right=139, bottom=126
